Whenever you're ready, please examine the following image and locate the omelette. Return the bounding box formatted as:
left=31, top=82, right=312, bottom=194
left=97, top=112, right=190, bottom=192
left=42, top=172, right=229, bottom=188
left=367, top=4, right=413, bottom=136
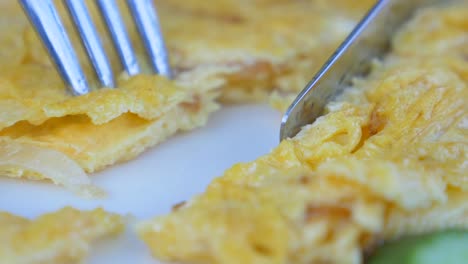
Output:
left=137, top=5, right=468, bottom=264
left=0, top=0, right=374, bottom=192
left=0, top=207, right=123, bottom=264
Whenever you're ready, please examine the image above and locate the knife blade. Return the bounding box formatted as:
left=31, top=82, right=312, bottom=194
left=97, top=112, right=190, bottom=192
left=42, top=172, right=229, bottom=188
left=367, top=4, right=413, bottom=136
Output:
left=279, top=0, right=447, bottom=141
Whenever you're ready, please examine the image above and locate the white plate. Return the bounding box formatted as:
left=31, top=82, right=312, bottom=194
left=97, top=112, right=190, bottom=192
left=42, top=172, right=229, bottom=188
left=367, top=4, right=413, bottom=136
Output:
left=0, top=104, right=282, bottom=264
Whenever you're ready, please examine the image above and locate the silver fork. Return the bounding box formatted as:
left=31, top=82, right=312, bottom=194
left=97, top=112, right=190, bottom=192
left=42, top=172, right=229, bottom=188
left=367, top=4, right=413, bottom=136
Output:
left=19, top=0, right=171, bottom=95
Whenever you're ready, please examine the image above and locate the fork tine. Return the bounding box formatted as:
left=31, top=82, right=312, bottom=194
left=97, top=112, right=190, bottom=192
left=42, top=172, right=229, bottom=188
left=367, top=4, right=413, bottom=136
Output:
left=96, top=0, right=141, bottom=76
left=19, top=0, right=89, bottom=95
left=127, top=0, right=172, bottom=77
left=64, top=0, right=115, bottom=88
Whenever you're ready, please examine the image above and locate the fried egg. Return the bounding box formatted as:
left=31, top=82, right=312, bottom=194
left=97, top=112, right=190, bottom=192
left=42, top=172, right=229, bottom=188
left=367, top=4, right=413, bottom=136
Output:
left=138, top=5, right=468, bottom=264
left=0, top=207, right=124, bottom=264
left=154, top=0, right=375, bottom=103
left=0, top=0, right=373, bottom=191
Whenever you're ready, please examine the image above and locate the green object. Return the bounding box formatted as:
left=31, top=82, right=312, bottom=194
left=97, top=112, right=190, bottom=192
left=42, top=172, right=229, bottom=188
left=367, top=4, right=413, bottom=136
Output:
left=368, top=230, right=468, bottom=264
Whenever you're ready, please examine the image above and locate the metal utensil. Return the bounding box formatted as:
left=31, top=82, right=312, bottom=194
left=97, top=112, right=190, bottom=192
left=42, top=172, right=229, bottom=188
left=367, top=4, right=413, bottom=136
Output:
left=279, top=0, right=445, bottom=141
left=19, top=0, right=171, bottom=96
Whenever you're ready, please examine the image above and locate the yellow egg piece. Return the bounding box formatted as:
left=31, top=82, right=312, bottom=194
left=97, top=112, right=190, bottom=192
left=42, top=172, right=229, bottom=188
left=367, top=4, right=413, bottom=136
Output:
left=137, top=5, right=468, bottom=264
left=0, top=207, right=124, bottom=264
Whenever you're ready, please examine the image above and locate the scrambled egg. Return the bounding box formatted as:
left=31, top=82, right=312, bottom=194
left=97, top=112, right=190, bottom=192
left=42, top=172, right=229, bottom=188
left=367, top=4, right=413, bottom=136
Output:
left=137, top=5, right=468, bottom=264
left=0, top=207, right=124, bottom=264
left=0, top=0, right=373, bottom=190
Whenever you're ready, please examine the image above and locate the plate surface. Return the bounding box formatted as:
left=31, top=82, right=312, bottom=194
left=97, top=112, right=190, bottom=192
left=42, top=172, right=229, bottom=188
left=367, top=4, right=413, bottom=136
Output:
left=0, top=104, right=282, bottom=264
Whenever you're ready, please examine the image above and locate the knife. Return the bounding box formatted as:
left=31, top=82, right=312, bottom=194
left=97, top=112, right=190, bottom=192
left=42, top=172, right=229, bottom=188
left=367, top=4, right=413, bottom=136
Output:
left=279, top=0, right=448, bottom=141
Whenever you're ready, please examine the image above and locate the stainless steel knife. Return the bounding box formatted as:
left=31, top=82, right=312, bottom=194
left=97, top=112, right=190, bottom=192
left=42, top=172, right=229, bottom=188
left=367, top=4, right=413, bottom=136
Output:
left=279, top=0, right=448, bottom=141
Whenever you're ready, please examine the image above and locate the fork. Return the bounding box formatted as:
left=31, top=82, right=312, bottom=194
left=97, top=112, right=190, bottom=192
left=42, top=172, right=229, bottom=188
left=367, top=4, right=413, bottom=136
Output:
left=19, top=0, right=171, bottom=96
